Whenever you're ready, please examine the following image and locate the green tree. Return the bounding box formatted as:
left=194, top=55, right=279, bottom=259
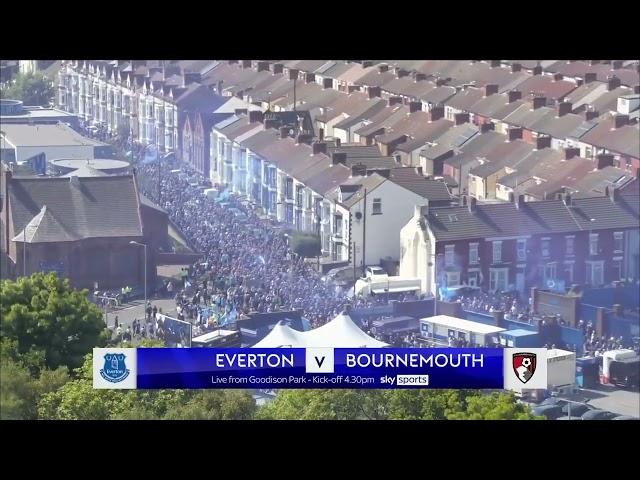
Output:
left=1, top=273, right=110, bottom=372
left=256, top=389, right=387, bottom=420
left=1, top=355, right=70, bottom=420
left=164, top=390, right=256, bottom=420
left=446, top=391, right=543, bottom=420
left=258, top=389, right=540, bottom=420
left=1, top=71, right=54, bottom=106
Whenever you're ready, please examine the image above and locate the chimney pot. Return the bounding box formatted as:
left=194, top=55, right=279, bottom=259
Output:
left=584, top=72, right=597, bottom=84
left=557, top=101, right=572, bottom=117
left=454, top=112, right=470, bottom=125
left=508, top=127, right=523, bottom=141
left=332, top=152, right=347, bottom=165
left=564, top=147, right=580, bottom=160
left=429, top=106, right=445, bottom=122
left=596, top=153, right=614, bottom=169
left=288, top=68, right=299, bottom=80
left=614, top=114, right=629, bottom=129
left=312, top=142, right=327, bottom=155
left=368, top=86, right=381, bottom=99
left=468, top=196, right=477, bottom=213
left=533, top=96, right=547, bottom=109
left=485, top=84, right=498, bottom=96
left=536, top=135, right=551, bottom=150
left=511, top=63, right=522, bottom=73
left=585, top=109, right=599, bottom=121
left=508, top=90, right=522, bottom=103
left=607, top=76, right=621, bottom=91
left=409, top=101, right=422, bottom=113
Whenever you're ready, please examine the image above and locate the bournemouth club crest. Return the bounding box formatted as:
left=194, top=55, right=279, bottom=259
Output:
left=512, top=352, right=537, bottom=384
left=100, top=353, right=130, bottom=383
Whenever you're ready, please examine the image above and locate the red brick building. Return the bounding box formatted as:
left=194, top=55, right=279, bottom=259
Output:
left=0, top=165, right=169, bottom=291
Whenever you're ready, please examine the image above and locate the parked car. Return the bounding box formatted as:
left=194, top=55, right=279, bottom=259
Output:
left=532, top=405, right=564, bottom=420
left=581, top=410, right=618, bottom=420
left=540, top=397, right=568, bottom=407
left=611, top=415, right=639, bottom=420
left=365, top=266, right=388, bottom=280
left=557, top=416, right=584, bottom=420
left=323, top=266, right=360, bottom=287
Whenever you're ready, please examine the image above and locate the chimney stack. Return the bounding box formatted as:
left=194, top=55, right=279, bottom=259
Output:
left=584, top=72, right=597, bottom=84
left=553, top=73, right=564, bottom=81
left=596, top=153, right=614, bottom=169
left=351, top=163, right=367, bottom=177
left=585, top=109, right=600, bottom=121
left=606, top=185, right=620, bottom=203
left=415, top=73, right=427, bottom=82
left=312, top=142, right=327, bottom=155
left=257, top=61, right=270, bottom=72
left=454, top=112, right=470, bottom=125
left=634, top=85, right=640, bottom=94
left=388, top=96, right=403, bottom=107
left=536, top=135, right=551, bottom=150
left=508, top=127, right=523, bottom=141
left=468, top=196, right=477, bottom=213
left=414, top=201, right=430, bottom=220
left=415, top=166, right=423, bottom=176
left=234, top=108, right=248, bottom=116
left=490, top=60, right=501, bottom=68
left=511, top=63, right=522, bottom=73
left=396, top=69, right=409, bottom=78
left=249, top=110, right=264, bottom=123
left=241, top=60, right=252, bottom=69
left=614, top=114, right=629, bottom=129
left=461, top=195, right=467, bottom=206
left=318, top=128, right=324, bottom=142
left=322, top=77, right=333, bottom=89
left=533, top=65, right=542, bottom=75
left=480, top=122, right=494, bottom=133
left=429, top=106, right=445, bottom=121
left=607, top=76, right=621, bottom=91
left=557, top=101, right=572, bottom=117
left=564, top=147, right=580, bottom=160
left=508, top=90, right=522, bottom=103
left=288, top=68, right=299, bottom=80
left=332, top=152, right=347, bottom=165
left=409, top=101, right=422, bottom=113
left=368, top=86, right=381, bottom=99
left=562, top=193, right=572, bottom=207
left=272, top=63, right=284, bottom=75
left=516, top=194, right=525, bottom=209
left=296, top=134, right=313, bottom=145
left=612, top=60, right=623, bottom=70
left=533, top=96, right=547, bottom=109
left=378, top=64, right=389, bottom=73
left=485, top=84, right=499, bottom=97
left=348, top=85, right=361, bottom=94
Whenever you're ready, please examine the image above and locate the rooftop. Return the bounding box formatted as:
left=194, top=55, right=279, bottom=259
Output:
left=0, top=123, right=106, bottom=147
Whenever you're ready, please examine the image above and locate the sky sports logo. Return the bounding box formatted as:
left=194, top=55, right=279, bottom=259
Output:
left=381, top=375, right=430, bottom=386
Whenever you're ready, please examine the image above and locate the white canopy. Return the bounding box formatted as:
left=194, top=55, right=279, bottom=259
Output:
left=252, top=321, right=305, bottom=348
left=251, top=313, right=389, bottom=348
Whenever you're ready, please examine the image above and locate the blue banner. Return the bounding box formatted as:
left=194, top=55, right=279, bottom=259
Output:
left=136, top=348, right=504, bottom=389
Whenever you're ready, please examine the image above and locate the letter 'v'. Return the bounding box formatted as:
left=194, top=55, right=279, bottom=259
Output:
left=315, top=356, right=325, bottom=368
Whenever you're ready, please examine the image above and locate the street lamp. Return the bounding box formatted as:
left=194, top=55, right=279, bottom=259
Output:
left=129, top=241, right=148, bottom=312
left=427, top=252, right=444, bottom=316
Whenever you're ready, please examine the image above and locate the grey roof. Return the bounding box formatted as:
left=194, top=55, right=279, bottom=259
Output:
left=420, top=86, right=458, bottom=105
left=443, top=131, right=507, bottom=168
left=530, top=111, right=585, bottom=138
left=9, top=175, right=143, bottom=243
left=340, top=174, right=388, bottom=208
left=388, top=168, right=452, bottom=202
left=426, top=194, right=640, bottom=242
left=333, top=99, right=388, bottom=130
left=420, top=124, right=479, bottom=159
left=1, top=123, right=106, bottom=147
left=570, top=166, right=637, bottom=198
left=61, top=165, right=109, bottom=177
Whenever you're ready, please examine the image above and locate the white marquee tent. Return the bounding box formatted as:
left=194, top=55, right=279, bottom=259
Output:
left=252, top=313, right=389, bottom=348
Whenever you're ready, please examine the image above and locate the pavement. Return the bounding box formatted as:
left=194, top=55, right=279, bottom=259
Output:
left=101, top=297, right=177, bottom=342
left=578, top=386, right=640, bottom=417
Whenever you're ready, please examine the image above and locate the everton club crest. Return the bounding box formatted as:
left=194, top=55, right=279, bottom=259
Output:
left=100, top=353, right=130, bottom=383
left=512, top=352, right=537, bottom=384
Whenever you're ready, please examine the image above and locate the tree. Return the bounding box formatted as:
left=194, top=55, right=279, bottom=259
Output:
left=258, top=389, right=541, bottom=420
left=1, top=351, right=70, bottom=420
left=39, top=351, right=257, bottom=420
left=1, top=273, right=110, bottom=372
left=1, top=71, right=54, bottom=106
left=446, top=391, right=543, bottom=420
left=288, top=233, right=322, bottom=259
left=256, top=389, right=386, bottom=420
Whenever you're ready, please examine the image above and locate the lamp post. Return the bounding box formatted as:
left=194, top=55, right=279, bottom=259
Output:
left=130, top=241, right=148, bottom=311
left=427, top=252, right=444, bottom=316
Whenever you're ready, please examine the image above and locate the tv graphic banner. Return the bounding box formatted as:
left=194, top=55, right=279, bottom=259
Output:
left=93, top=348, right=547, bottom=390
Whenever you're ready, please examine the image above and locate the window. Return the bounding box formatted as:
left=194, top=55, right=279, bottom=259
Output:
left=614, top=232, right=624, bottom=253
left=372, top=198, right=382, bottom=215
left=564, top=262, right=574, bottom=283
left=469, top=243, right=479, bottom=265
left=490, top=268, right=508, bottom=292
left=541, top=238, right=550, bottom=258
left=586, top=260, right=604, bottom=286
left=445, top=245, right=455, bottom=267
left=468, top=271, right=479, bottom=287
left=544, top=263, right=557, bottom=283
left=589, top=233, right=599, bottom=256
left=445, top=271, right=460, bottom=286
left=492, top=241, right=502, bottom=263
left=517, top=239, right=527, bottom=261
left=565, top=236, right=574, bottom=256
left=612, top=259, right=623, bottom=280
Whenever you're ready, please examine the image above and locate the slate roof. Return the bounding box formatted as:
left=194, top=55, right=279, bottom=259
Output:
left=9, top=175, right=143, bottom=243
left=388, top=168, right=452, bottom=202
left=425, top=194, right=640, bottom=242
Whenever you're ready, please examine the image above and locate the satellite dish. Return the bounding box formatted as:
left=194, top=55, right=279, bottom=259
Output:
left=355, top=212, right=363, bottom=220
left=547, top=280, right=556, bottom=289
